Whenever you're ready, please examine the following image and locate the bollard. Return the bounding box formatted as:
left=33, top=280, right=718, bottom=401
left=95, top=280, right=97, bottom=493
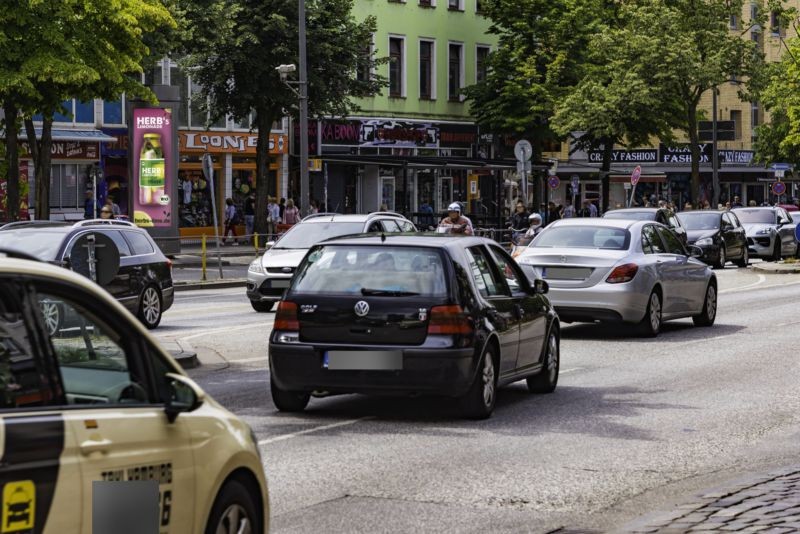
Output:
left=201, top=234, right=207, bottom=282
left=254, top=232, right=259, bottom=255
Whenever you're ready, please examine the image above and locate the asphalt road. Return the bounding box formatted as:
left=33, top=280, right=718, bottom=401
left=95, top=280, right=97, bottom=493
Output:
left=154, top=266, right=800, bottom=533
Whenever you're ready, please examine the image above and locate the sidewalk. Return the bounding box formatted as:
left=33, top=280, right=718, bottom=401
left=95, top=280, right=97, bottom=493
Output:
left=158, top=339, right=200, bottom=369
left=622, top=466, right=800, bottom=532
left=752, top=260, right=800, bottom=274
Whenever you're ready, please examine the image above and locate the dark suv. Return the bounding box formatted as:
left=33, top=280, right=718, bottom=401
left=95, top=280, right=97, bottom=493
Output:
left=268, top=234, right=560, bottom=419
left=0, top=220, right=173, bottom=329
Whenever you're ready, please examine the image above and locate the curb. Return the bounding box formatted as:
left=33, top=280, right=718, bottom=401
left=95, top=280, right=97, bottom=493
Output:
left=163, top=340, right=201, bottom=369
left=751, top=263, right=800, bottom=274
left=173, top=260, right=232, bottom=268
left=174, top=279, right=247, bottom=291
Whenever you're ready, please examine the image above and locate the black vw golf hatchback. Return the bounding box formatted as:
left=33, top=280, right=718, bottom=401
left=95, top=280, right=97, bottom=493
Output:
left=269, top=234, right=560, bottom=419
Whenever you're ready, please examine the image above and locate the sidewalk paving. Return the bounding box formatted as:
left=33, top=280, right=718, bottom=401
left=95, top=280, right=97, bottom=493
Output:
left=621, top=466, right=800, bottom=533
left=752, top=260, right=800, bottom=274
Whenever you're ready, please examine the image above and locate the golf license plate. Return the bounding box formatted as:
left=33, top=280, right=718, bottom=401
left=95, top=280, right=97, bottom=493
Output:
left=323, top=350, right=403, bottom=371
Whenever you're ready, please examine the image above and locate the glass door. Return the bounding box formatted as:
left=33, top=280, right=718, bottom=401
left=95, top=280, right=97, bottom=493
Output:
left=438, top=176, right=453, bottom=213
left=381, top=176, right=395, bottom=211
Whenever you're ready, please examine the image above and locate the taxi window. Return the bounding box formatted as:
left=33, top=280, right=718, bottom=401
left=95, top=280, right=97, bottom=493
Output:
left=37, top=291, right=151, bottom=406
left=0, top=282, right=51, bottom=410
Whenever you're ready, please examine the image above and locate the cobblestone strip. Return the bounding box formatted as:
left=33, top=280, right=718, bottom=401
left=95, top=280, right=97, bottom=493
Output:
left=622, top=466, right=800, bottom=533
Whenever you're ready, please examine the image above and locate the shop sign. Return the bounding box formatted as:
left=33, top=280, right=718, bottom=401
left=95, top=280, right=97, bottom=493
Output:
left=439, top=124, right=478, bottom=148
left=132, top=108, right=174, bottom=228
left=718, top=150, right=754, bottom=164
left=101, top=128, right=129, bottom=158
left=360, top=119, right=438, bottom=147
left=20, top=140, right=99, bottom=160
left=659, top=143, right=712, bottom=163
left=180, top=131, right=287, bottom=155
left=588, top=149, right=658, bottom=163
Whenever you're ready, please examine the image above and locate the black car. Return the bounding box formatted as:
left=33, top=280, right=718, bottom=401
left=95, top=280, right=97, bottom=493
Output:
left=676, top=210, right=748, bottom=268
left=0, top=220, right=173, bottom=330
left=603, top=208, right=688, bottom=245
left=268, top=234, right=560, bottom=419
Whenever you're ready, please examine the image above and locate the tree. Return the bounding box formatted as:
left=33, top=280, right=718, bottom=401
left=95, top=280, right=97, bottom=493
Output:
left=180, top=0, right=385, bottom=234
left=0, top=0, right=174, bottom=221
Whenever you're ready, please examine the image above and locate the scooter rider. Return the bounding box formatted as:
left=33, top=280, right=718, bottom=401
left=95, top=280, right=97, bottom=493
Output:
left=438, top=202, right=474, bottom=235
left=524, top=212, right=543, bottom=240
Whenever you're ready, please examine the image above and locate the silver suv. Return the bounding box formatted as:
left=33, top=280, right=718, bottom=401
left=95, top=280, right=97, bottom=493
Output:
left=733, top=207, right=798, bottom=261
left=246, top=212, right=416, bottom=311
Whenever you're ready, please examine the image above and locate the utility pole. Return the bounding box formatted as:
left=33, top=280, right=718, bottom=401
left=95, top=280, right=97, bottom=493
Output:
left=298, top=0, right=310, bottom=216
left=712, top=86, right=720, bottom=208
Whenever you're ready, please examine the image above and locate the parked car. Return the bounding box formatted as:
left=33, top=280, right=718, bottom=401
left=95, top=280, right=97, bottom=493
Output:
left=268, top=234, right=560, bottom=419
left=732, top=207, right=798, bottom=261
left=0, top=220, right=173, bottom=329
left=603, top=207, right=688, bottom=245
left=0, top=251, right=268, bottom=533
left=247, top=212, right=416, bottom=312
left=516, top=219, right=717, bottom=336
left=676, top=210, right=748, bottom=268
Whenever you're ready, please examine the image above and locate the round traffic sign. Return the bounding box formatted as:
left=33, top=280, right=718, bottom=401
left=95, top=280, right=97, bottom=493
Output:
left=631, top=165, right=642, bottom=186
left=795, top=223, right=800, bottom=243
left=514, top=140, right=533, bottom=162
left=548, top=175, right=560, bottom=189
left=772, top=181, right=786, bottom=196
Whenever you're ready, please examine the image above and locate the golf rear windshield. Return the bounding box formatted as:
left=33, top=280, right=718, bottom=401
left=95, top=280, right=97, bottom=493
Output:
left=292, top=246, right=447, bottom=296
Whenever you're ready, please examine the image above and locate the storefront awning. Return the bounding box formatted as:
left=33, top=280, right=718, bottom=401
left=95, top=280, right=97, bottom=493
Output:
left=16, top=128, right=117, bottom=143
left=317, top=154, right=552, bottom=171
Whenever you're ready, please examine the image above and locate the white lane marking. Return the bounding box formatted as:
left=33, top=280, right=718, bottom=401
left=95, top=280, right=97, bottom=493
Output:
left=720, top=274, right=766, bottom=294
left=179, top=323, right=272, bottom=341
left=230, top=355, right=269, bottom=364
left=167, top=304, right=254, bottom=317
left=258, top=416, right=373, bottom=445
left=669, top=334, right=734, bottom=349
left=559, top=367, right=583, bottom=374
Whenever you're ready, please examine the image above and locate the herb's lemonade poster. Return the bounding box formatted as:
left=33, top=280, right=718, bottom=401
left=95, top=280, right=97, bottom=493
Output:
left=132, top=108, right=173, bottom=227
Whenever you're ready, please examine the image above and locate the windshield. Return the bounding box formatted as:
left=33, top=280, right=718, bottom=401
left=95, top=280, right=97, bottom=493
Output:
left=292, top=245, right=448, bottom=296
left=733, top=209, right=776, bottom=224
left=0, top=230, right=65, bottom=261
left=533, top=226, right=630, bottom=250
left=677, top=212, right=721, bottom=231
left=273, top=222, right=365, bottom=249
left=603, top=211, right=654, bottom=221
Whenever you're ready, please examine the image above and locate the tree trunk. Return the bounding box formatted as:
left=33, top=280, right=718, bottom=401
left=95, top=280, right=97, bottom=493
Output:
left=687, top=104, right=701, bottom=205
left=25, top=116, right=53, bottom=221
left=600, top=138, right=614, bottom=213
left=3, top=101, right=19, bottom=222
left=254, top=109, right=275, bottom=236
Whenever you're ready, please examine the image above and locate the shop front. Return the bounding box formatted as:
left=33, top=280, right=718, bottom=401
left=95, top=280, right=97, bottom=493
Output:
left=101, top=128, right=129, bottom=216
left=177, top=130, right=288, bottom=236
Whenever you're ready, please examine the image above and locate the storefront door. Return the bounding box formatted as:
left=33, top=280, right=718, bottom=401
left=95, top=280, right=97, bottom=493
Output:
left=582, top=181, right=601, bottom=210
left=746, top=184, right=766, bottom=206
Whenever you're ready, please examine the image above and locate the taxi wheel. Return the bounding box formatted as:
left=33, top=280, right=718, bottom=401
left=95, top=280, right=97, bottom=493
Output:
left=138, top=285, right=162, bottom=329
left=205, top=479, right=261, bottom=534
left=270, top=376, right=310, bottom=412
left=250, top=300, right=275, bottom=313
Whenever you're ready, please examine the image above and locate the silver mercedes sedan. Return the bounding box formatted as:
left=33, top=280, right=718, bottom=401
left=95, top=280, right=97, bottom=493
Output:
left=516, top=219, right=717, bottom=336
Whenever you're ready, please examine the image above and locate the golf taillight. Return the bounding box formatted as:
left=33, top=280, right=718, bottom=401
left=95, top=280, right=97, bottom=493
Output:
left=606, top=263, right=638, bottom=283
left=166, top=258, right=173, bottom=273
left=427, top=305, right=473, bottom=335
left=274, top=301, right=299, bottom=331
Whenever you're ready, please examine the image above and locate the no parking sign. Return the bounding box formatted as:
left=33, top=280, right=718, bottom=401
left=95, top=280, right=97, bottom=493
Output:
left=548, top=175, right=560, bottom=189
left=772, top=181, right=786, bottom=196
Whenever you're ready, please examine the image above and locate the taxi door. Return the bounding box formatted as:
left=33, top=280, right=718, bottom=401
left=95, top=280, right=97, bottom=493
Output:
left=32, top=284, right=197, bottom=534
left=0, top=277, right=82, bottom=534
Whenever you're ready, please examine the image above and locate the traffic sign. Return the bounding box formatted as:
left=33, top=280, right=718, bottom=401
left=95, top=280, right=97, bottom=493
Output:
left=772, top=181, right=786, bottom=196
left=795, top=223, right=800, bottom=243
left=548, top=175, right=560, bottom=189
left=631, top=165, right=642, bottom=186
left=771, top=163, right=792, bottom=171
left=514, top=140, right=533, bottom=162
left=775, top=170, right=785, bottom=179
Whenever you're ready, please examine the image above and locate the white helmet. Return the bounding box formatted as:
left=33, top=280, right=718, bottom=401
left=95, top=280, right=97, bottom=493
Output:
left=447, top=202, right=462, bottom=213
left=529, top=212, right=542, bottom=222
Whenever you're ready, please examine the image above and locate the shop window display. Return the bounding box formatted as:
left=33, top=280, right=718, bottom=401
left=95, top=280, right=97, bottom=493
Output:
left=232, top=170, right=255, bottom=220
left=178, top=169, right=213, bottom=227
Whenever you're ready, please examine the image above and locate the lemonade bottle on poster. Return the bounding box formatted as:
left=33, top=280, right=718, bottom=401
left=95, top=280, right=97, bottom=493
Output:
left=139, top=133, right=165, bottom=205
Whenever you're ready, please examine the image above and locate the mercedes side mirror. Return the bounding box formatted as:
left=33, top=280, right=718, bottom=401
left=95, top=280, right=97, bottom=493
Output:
left=164, top=373, right=204, bottom=423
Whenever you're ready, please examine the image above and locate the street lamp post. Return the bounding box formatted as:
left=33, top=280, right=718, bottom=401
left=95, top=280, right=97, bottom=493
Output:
left=712, top=86, right=720, bottom=208
left=298, top=0, right=310, bottom=217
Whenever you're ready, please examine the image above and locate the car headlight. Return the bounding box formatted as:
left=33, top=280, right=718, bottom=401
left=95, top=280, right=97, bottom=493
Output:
left=696, top=237, right=713, bottom=246
left=755, top=228, right=771, bottom=235
left=248, top=258, right=265, bottom=274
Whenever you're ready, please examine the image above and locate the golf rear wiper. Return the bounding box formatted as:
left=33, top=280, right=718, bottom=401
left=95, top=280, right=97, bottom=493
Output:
left=360, top=288, right=420, bottom=296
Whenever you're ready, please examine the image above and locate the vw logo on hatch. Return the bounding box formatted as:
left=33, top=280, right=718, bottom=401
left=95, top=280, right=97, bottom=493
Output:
left=354, top=300, right=370, bottom=317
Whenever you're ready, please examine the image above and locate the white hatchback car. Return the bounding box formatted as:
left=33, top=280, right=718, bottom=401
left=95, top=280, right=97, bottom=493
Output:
left=0, top=251, right=269, bottom=533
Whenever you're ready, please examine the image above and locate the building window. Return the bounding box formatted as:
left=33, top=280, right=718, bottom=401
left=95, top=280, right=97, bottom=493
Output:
left=731, top=109, right=742, bottom=140
left=448, top=43, right=463, bottom=101
left=143, top=60, right=164, bottom=86
left=730, top=14, right=738, bottom=29
left=356, top=41, right=372, bottom=83
left=476, top=45, right=490, bottom=83
left=170, top=64, right=190, bottom=128
left=752, top=29, right=763, bottom=51
left=52, top=99, right=94, bottom=124
left=389, top=37, right=404, bottom=97
left=448, top=0, right=462, bottom=10
left=751, top=102, right=760, bottom=139
left=770, top=11, right=783, bottom=36
left=103, top=96, right=125, bottom=125
left=419, top=40, right=434, bottom=99
left=419, top=0, right=433, bottom=6
left=49, top=164, right=92, bottom=211
left=476, top=0, right=485, bottom=13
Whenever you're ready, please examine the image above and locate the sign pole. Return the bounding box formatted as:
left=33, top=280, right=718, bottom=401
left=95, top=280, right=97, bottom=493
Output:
left=712, top=86, right=720, bottom=207
left=203, top=153, right=224, bottom=279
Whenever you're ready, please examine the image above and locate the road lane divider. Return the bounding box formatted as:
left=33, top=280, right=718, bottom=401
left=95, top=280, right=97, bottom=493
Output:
left=258, top=416, right=373, bottom=446
left=719, top=274, right=765, bottom=294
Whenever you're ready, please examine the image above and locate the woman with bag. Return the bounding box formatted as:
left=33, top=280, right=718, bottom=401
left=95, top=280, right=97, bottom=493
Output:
left=284, top=198, right=300, bottom=225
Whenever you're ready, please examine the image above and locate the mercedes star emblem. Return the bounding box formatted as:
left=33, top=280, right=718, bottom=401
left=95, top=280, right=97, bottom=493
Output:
left=354, top=300, right=370, bottom=317
left=560, top=255, right=567, bottom=263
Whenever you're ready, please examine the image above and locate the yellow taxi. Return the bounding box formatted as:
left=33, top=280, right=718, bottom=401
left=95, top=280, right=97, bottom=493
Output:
left=0, top=251, right=268, bottom=533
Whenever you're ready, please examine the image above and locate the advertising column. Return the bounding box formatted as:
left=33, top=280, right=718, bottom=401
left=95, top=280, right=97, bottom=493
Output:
left=131, top=107, right=179, bottom=253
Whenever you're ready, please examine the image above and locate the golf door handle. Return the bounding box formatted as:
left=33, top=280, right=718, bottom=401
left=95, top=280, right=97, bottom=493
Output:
left=80, top=438, right=112, bottom=455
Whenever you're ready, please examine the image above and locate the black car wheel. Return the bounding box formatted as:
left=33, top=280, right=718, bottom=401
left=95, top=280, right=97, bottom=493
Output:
left=270, top=375, right=310, bottom=412
left=39, top=300, right=62, bottom=337
left=138, top=285, right=162, bottom=329
left=460, top=347, right=497, bottom=420
left=735, top=246, right=749, bottom=268
left=204, top=479, right=261, bottom=534
left=527, top=328, right=559, bottom=394
left=692, top=282, right=717, bottom=327
left=250, top=300, right=275, bottom=313
left=638, top=290, right=662, bottom=337
left=714, top=245, right=726, bottom=269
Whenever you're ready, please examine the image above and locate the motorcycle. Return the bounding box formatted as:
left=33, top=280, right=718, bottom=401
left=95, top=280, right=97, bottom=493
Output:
left=436, top=222, right=469, bottom=234
left=509, top=229, right=538, bottom=259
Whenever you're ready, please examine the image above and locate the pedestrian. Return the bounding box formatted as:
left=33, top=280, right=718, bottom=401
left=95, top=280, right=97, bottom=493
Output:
left=684, top=202, right=693, bottom=211
left=267, top=196, right=281, bottom=237
left=749, top=200, right=757, bottom=207
left=284, top=198, right=300, bottom=225
left=223, top=198, right=240, bottom=246
left=732, top=195, right=743, bottom=208
left=99, top=206, right=114, bottom=220
left=244, top=192, right=255, bottom=243
left=419, top=199, right=435, bottom=229
left=701, top=200, right=711, bottom=210
left=547, top=201, right=561, bottom=226
left=279, top=197, right=286, bottom=221
left=309, top=199, right=319, bottom=214
left=380, top=203, right=389, bottom=212
left=104, top=195, right=121, bottom=217
left=724, top=202, right=731, bottom=210
left=579, top=199, right=598, bottom=217
left=563, top=201, right=575, bottom=219
left=83, top=190, right=101, bottom=219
